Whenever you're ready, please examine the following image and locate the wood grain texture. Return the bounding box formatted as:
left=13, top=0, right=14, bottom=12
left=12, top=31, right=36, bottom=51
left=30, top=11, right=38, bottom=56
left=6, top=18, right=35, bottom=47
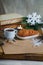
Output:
left=0, top=54, right=43, bottom=61
left=0, top=47, right=3, bottom=55
left=2, top=39, right=43, bottom=55
left=0, top=23, right=20, bottom=30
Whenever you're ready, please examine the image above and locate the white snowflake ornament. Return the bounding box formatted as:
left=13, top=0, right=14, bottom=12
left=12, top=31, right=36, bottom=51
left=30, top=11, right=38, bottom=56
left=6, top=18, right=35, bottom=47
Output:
left=27, top=12, right=41, bottom=25
left=32, top=12, right=37, bottom=17
left=27, top=14, right=32, bottom=19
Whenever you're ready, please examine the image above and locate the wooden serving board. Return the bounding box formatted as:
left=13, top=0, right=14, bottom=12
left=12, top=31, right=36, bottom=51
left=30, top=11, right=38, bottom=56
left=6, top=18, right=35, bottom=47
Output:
left=2, top=39, right=32, bottom=54
left=1, top=39, right=43, bottom=54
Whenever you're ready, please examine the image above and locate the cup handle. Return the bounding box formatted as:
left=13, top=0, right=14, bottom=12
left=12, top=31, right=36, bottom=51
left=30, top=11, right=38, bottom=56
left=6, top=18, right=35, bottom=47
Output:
left=15, top=29, right=17, bottom=35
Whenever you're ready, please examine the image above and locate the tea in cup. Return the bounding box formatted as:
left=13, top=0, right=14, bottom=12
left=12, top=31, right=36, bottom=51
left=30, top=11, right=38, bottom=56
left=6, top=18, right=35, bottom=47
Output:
left=4, top=28, right=17, bottom=40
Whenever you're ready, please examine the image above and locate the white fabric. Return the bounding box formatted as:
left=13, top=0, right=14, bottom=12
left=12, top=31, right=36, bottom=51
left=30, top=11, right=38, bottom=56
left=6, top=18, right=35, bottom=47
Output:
left=1, top=0, right=43, bottom=17
left=0, top=60, right=43, bottom=65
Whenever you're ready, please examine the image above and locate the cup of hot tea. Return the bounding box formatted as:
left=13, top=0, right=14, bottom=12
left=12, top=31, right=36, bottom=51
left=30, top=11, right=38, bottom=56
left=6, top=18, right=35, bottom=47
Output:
left=4, top=28, right=17, bottom=40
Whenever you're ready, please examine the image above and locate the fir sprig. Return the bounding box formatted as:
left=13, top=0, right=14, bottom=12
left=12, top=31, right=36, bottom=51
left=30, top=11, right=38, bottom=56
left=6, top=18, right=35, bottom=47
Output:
left=21, top=15, right=43, bottom=30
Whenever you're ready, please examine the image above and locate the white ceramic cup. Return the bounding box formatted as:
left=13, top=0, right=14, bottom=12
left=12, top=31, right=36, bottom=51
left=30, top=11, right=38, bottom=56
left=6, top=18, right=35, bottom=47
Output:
left=4, top=28, right=17, bottom=40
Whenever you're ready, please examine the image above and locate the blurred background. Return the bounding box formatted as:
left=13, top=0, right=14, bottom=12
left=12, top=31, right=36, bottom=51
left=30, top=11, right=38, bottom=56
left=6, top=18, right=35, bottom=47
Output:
left=0, top=0, right=43, bottom=17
